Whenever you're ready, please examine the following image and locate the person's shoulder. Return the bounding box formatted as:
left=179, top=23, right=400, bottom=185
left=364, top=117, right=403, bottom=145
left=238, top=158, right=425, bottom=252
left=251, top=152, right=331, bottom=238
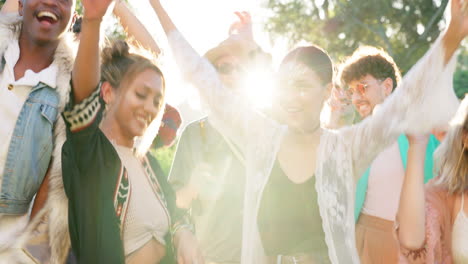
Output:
left=185, top=116, right=208, bottom=127
left=182, top=116, right=215, bottom=134
left=180, top=116, right=224, bottom=143
left=0, top=14, right=21, bottom=51
left=0, top=13, right=21, bottom=29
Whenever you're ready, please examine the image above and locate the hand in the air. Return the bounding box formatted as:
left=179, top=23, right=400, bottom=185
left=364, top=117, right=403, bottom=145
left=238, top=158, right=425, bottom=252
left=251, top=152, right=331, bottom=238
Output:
left=229, top=11, right=254, bottom=41
left=82, top=0, right=114, bottom=21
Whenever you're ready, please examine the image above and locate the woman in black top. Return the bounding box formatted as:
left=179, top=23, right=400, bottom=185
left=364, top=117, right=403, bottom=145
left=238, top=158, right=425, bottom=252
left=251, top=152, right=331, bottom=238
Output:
left=61, top=1, right=202, bottom=263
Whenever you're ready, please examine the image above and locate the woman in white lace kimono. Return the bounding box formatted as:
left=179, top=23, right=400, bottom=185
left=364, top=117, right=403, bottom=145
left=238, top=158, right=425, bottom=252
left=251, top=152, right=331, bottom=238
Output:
left=149, top=0, right=467, bottom=263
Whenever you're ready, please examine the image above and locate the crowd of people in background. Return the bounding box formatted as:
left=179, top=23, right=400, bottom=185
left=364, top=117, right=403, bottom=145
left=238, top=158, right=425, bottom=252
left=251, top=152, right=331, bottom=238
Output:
left=0, top=0, right=467, bottom=263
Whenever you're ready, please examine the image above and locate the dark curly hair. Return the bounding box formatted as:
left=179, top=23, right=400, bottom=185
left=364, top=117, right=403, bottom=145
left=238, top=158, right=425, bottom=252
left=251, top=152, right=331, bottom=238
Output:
left=339, top=46, right=401, bottom=90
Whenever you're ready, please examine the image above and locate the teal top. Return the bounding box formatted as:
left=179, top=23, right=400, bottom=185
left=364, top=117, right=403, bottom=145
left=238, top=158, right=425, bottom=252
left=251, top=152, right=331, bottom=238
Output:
left=354, top=134, right=440, bottom=222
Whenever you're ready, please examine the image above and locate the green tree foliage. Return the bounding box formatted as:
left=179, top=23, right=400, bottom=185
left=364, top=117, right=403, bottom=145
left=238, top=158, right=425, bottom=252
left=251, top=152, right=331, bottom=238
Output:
left=151, top=144, right=177, bottom=177
left=454, top=46, right=468, bottom=98
left=265, top=0, right=449, bottom=72
left=265, top=0, right=468, bottom=97
left=76, top=0, right=83, bottom=15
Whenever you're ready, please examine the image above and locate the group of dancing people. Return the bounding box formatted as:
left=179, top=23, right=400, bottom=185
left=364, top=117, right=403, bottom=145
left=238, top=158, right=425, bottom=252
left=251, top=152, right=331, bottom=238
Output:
left=0, top=0, right=467, bottom=263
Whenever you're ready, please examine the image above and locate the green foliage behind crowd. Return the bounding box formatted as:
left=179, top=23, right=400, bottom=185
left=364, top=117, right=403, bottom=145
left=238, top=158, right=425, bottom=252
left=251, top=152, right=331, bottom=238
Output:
left=265, top=0, right=467, bottom=98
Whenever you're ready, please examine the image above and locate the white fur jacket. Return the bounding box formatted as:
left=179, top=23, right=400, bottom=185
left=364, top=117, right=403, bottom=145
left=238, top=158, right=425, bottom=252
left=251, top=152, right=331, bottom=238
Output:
left=0, top=13, right=75, bottom=264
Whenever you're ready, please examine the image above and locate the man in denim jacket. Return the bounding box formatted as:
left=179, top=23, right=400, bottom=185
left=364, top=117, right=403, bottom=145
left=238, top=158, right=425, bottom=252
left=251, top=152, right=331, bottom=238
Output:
left=0, top=0, right=76, bottom=262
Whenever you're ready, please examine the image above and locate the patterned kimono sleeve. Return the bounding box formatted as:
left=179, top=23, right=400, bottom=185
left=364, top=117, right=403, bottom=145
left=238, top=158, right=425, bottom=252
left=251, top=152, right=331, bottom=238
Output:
left=340, top=33, right=459, bottom=179
left=62, top=85, right=103, bottom=135
left=166, top=30, right=279, bottom=152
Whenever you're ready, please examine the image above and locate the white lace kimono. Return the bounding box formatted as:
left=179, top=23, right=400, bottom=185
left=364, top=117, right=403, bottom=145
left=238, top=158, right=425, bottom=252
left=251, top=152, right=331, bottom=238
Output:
left=166, top=30, right=459, bottom=264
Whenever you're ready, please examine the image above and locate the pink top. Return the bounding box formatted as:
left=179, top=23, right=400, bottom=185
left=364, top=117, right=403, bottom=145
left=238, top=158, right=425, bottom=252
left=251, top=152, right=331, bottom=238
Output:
left=397, top=181, right=456, bottom=264
left=362, top=141, right=405, bottom=221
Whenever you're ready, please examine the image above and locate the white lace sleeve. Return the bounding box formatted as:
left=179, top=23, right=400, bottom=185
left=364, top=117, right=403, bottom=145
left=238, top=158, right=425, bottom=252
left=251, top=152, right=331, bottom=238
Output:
left=341, top=33, right=459, bottom=178
left=166, top=30, right=279, bottom=152
left=167, top=30, right=286, bottom=264
left=314, top=33, right=459, bottom=264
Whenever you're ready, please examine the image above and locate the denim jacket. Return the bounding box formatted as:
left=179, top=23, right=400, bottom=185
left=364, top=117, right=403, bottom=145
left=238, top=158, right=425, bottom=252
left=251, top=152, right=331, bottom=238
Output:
left=0, top=14, right=74, bottom=215
left=0, top=80, right=59, bottom=214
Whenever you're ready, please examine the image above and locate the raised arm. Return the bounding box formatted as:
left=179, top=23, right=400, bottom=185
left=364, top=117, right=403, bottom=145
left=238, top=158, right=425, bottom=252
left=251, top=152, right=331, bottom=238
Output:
left=323, top=85, right=357, bottom=129
left=149, top=0, right=281, bottom=150
left=443, top=0, right=468, bottom=63
left=397, top=135, right=429, bottom=250
left=113, top=1, right=161, bottom=55
left=344, top=0, right=467, bottom=177
left=71, top=0, right=113, bottom=104
left=149, top=0, right=176, bottom=34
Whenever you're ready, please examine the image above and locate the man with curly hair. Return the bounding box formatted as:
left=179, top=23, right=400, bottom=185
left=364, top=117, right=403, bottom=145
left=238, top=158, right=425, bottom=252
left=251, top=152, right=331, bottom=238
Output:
left=337, top=47, right=440, bottom=264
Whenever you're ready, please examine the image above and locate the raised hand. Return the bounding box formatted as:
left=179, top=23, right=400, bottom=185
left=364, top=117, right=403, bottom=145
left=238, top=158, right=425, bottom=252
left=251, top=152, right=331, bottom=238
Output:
left=442, top=0, right=468, bottom=63
left=450, top=0, right=468, bottom=37
left=82, top=0, right=114, bottom=21
left=72, top=0, right=114, bottom=103
left=328, top=85, right=351, bottom=112
left=229, top=11, right=254, bottom=41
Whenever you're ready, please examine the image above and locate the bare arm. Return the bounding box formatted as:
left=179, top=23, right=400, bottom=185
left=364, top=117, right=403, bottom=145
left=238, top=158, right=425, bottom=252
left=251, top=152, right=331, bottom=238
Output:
left=149, top=0, right=280, bottom=152
left=113, top=1, right=161, bottom=55
left=72, top=0, right=113, bottom=104
left=0, top=0, right=18, bottom=13
left=149, top=0, right=177, bottom=34
left=443, top=0, right=468, bottom=64
left=30, top=163, right=51, bottom=220
left=397, top=135, right=429, bottom=250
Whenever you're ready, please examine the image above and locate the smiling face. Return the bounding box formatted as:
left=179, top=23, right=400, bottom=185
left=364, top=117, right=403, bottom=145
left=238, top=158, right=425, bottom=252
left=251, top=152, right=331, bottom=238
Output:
left=106, top=69, right=165, bottom=140
left=348, top=74, right=393, bottom=118
left=19, top=0, right=75, bottom=45
left=273, top=62, right=328, bottom=133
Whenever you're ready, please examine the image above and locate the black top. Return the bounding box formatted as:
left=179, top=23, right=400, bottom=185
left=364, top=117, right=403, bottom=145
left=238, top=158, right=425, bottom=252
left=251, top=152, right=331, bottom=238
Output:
left=62, top=88, right=183, bottom=264
left=257, top=160, right=330, bottom=262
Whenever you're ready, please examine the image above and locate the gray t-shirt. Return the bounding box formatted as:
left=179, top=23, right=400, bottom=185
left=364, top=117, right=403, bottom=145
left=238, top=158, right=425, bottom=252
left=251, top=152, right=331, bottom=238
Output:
left=168, top=117, right=245, bottom=263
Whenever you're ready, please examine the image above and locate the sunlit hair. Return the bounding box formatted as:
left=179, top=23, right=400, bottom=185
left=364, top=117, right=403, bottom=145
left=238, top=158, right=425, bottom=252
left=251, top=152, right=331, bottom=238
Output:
left=280, top=45, right=334, bottom=85
left=339, top=46, right=401, bottom=90
left=101, top=39, right=166, bottom=156
left=435, top=95, right=468, bottom=194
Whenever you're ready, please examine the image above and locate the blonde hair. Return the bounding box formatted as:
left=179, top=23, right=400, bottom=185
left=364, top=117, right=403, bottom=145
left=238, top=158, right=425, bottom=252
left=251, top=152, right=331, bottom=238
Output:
left=101, top=39, right=166, bottom=156
left=435, top=95, right=468, bottom=194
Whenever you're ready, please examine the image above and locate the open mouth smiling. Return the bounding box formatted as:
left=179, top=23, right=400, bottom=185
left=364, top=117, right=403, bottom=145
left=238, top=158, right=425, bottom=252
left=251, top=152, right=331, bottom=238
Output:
left=35, top=11, right=59, bottom=25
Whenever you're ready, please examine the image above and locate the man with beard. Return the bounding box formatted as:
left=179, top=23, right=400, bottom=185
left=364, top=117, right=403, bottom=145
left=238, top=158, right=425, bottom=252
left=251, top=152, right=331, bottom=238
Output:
left=337, top=47, right=439, bottom=264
